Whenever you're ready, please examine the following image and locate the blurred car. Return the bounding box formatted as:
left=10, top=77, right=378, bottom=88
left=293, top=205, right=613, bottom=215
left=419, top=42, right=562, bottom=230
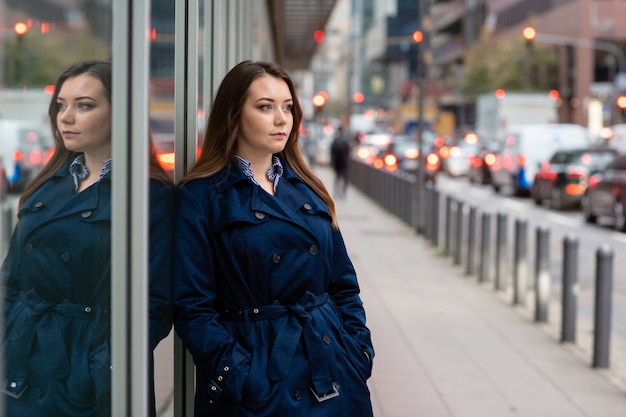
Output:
left=440, top=139, right=480, bottom=177
left=467, top=142, right=500, bottom=185
left=0, top=119, right=54, bottom=192
left=581, top=154, right=626, bottom=231
left=531, top=147, right=617, bottom=210
left=489, top=123, right=589, bottom=196
left=353, top=132, right=393, bottom=165
left=376, top=136, right=440, bottom=183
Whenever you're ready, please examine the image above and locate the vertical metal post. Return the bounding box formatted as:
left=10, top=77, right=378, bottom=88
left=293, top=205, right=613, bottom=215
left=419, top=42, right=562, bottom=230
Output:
left=444, top=194, right=453, bottom=256
left=593, top=244, right=613, bottom=368
left=513, top=218, right=528, bottom=306
left=466, top=205, right=477, bottom=276
left=415, top=0, right=427, bottom=235
left=1, top=205, right=13, bottom=257
left=431, top=188, right=440, bottom=246
left=495, top=211, right=507, bottom=291
left=454, top=200, right=464, bottom=266
left=424, top=184, right=432, bottom=241
left=534, top=225, right=550, bottom=322
left=561, top=233, right=578, bottom=343
left=479, top=212, right=491, bottom=283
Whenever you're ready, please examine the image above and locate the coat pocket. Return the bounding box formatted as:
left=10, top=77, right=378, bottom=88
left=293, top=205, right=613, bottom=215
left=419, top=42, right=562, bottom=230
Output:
left=88, top=342, right=112, bottom=408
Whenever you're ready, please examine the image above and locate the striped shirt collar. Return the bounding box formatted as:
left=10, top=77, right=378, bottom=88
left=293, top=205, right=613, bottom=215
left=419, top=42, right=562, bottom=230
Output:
left=233, top=155, right=283, bottom=193
left=69, top=154, right=112, bottom=191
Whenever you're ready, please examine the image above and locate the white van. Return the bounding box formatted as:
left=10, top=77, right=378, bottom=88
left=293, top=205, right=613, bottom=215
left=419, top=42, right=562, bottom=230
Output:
left=489, top=123, right=590, bottom=195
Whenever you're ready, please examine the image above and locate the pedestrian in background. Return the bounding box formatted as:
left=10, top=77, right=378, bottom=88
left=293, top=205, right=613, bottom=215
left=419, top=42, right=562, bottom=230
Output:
left=330, top=125, right=351, bottom=198
left=1, top=60, right=174, bottom=417
left=173, top=60, right=374, bottom=417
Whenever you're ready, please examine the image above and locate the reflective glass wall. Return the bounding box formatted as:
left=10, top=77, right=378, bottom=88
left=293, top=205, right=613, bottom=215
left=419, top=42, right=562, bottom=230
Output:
left=1, top=1, right=278, bottom=416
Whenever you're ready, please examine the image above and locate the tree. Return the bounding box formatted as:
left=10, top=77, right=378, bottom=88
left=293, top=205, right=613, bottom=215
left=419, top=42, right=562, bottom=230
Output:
left=461, top=34, right=558, bottom=101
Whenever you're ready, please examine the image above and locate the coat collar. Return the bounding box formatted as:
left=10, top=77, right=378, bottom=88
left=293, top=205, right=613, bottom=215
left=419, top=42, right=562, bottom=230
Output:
left=214, top=157, right=302, bottom=193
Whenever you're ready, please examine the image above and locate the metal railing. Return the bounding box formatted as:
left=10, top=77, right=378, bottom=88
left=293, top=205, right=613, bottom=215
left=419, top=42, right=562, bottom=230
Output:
left=349, top=157, right=615, bottom=369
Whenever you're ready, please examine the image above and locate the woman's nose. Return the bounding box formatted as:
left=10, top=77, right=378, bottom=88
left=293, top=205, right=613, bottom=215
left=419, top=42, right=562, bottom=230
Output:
left=59, top=108, right=74, bottom=123
left=275, top=109, right=287, bottom=124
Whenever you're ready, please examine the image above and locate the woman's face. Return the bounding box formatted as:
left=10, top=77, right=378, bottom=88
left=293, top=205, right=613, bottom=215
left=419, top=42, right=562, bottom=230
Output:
left=56, top=73, right=112, bottom=159
left=236, top=74, right=293, bottom=161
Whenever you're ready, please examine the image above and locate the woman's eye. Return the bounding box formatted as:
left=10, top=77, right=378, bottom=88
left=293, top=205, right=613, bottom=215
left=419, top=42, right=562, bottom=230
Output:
left=77, top=103, right=93, bottom=110
left=259, top=104, right=272, bottom=111
left=283, top=104, right=293, bottom=112
left=56, top=102, right=67, bottom=110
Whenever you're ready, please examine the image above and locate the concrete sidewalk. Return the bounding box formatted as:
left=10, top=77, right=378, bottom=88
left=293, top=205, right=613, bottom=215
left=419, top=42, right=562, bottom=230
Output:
left=155, top=166, right=626, bottom=416
left=324, top=166, right=626, bottom=417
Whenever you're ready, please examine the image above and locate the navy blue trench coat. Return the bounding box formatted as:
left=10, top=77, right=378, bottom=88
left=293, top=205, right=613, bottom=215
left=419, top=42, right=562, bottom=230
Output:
left=1, top=160, right=174, bottom=417
left=173, top=159, right=374, bottom=417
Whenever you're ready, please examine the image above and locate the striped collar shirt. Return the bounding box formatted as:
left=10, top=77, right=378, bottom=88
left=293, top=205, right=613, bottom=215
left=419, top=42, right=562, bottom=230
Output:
left=69, top=154, right=112, bottom=191
left=233, top=155, right=283, bottom=193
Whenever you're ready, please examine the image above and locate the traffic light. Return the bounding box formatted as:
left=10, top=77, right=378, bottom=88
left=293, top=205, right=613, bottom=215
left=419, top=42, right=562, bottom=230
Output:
left=313, top=30, right=324, bottom=43
left=14, top=21, right=29, bottom=38
left=412, top=30, right=423, bottom=43
left=522, top=26, right=536, bottom=44
left=312, top=91, right=328, bottom=108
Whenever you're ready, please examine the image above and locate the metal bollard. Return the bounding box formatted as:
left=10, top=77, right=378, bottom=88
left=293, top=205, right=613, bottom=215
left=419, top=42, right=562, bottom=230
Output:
left=425, top=185, right=433, bottom=242
left=466, top=205, right=477, bottom=276
left=593, top=244, right=614, bottom=368
left=534, top=224, right=550, bottom=323
left=431, top=189, right=440, bottom=247
left=561, top=234, right=578, bottom=343
left=513, top=218, right=528, bottom=306
left=444, top=195, right=453, bottom=256
left=1, top=204, right=14, bottom=258
left=495, top=211, right=508, bottom=291
left=479, top=212, right=491, bottom=283
left=454, top=200, right=464, bottom=266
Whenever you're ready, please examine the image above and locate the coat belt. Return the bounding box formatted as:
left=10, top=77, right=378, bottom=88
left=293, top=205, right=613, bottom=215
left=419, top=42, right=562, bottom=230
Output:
left=218, top=291, right=338, bottom=398
left=3, top=289, right=109, bottom=399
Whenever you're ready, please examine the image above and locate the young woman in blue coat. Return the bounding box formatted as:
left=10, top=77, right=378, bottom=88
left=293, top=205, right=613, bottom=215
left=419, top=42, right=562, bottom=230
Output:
left=1, top=60, right=174, bottom=417
left=174, top=60, right=374, bottom=416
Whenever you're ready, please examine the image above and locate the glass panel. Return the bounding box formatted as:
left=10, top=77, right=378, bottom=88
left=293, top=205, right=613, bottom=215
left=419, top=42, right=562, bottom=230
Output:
left=1, top=1, right=114, bottom=416
left=149, top=1, right=177, bottom=416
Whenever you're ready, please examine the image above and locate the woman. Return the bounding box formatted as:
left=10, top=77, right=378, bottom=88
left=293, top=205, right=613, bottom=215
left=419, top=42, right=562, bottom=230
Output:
left=1, top=60, right=174, bottom=417
left=174, top=60, right=374, bottom=416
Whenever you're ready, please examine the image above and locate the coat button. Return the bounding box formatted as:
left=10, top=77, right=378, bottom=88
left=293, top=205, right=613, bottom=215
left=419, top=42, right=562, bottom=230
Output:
left=61, top=252, right=71, bottom=262
left=308, top=244, right=319, bottom=255
left=294, top=390, right=302, bottom=401
left=254, top=211, right=266, bottom=220
left=35, top=388, right=43, bottom=398
left=10, top=332, right=18, bottom=341
left=34, top=201, right=44, bottom=209
left=24, top=242, right=34, bottom=252
left=303, top=203, right=312, bottom=211
left=81, top=210, right=93, bottom=218
left=271, top=253, right=281, bottom=263
left=323, top=334, right=331, bottom=344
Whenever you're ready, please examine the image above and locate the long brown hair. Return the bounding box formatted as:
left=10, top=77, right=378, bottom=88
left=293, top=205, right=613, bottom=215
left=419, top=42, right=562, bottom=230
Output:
left=19, top=60, right=171, bottom=209
left=180, top=60, right=337, bottom=225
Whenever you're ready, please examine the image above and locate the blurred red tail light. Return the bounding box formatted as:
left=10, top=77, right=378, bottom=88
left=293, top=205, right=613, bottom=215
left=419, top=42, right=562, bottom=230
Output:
left=157, top=152, right=175, bottom=171
left=29, top=149, right=42, bottom=165
left=13, top=150, right=23, bottom=162
left=426, top=153, right=440, bottom=170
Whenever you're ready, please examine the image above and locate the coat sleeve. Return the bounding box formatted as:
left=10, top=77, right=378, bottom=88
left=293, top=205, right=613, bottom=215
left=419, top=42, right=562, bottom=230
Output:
left=172, top=184, right=251, bottom=403
left=148, top=180, right=175, bottom=350
left=327, top=226, right=374, bottom=371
